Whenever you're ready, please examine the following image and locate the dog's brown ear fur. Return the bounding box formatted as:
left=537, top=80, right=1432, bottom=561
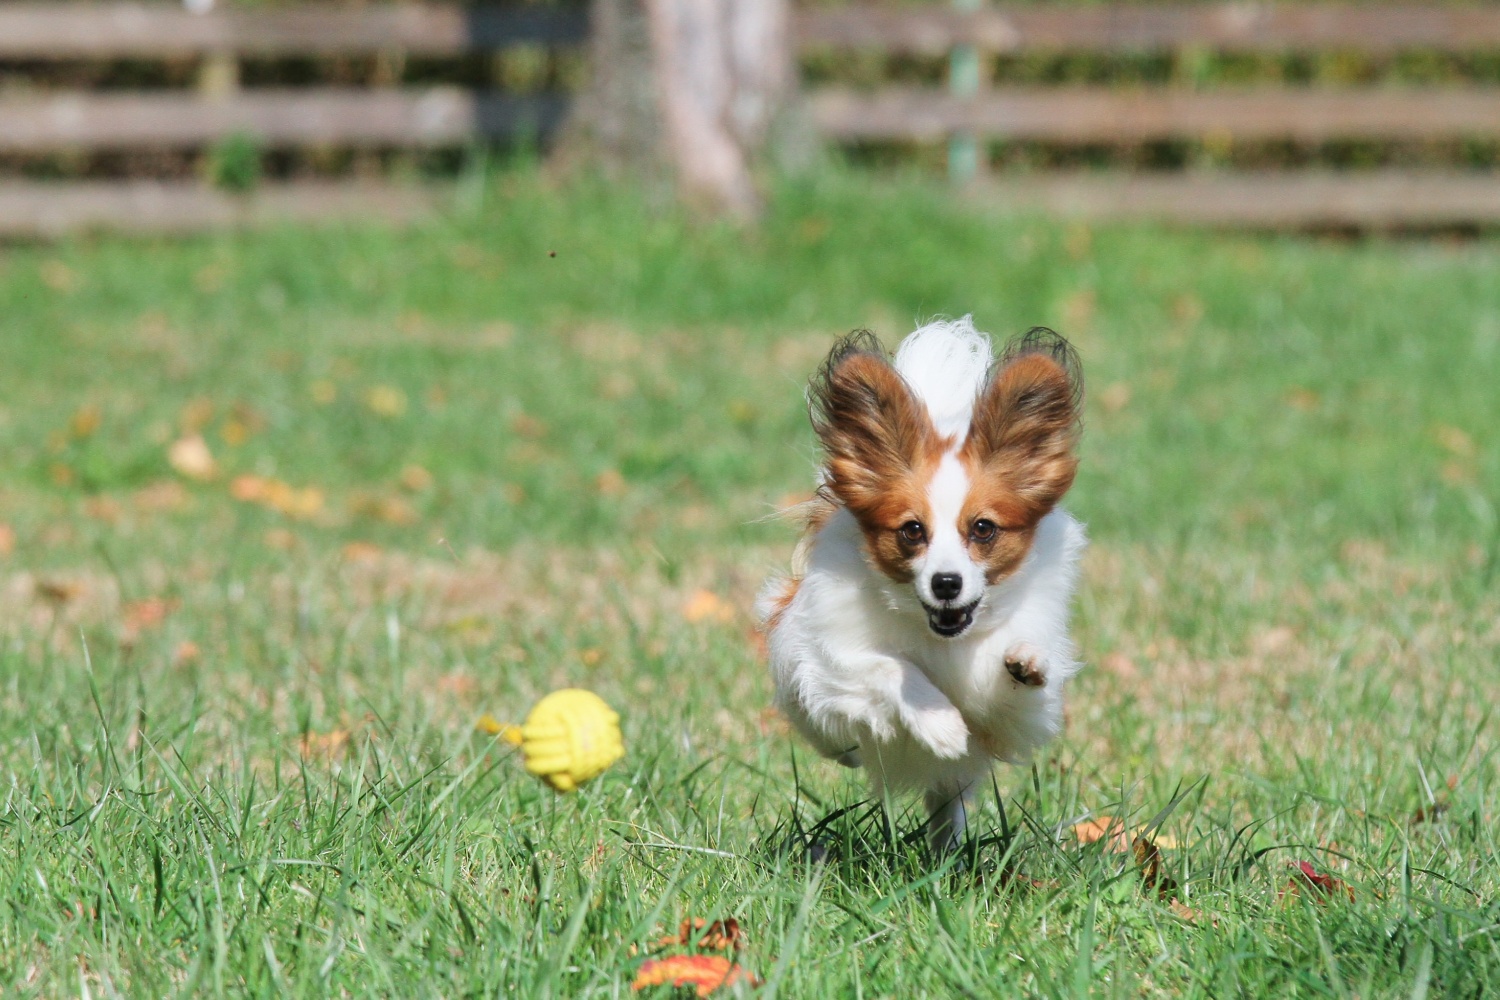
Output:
left=962, top=329, right=1081, bottom=519
left=810, top=332, right=938, bottom=520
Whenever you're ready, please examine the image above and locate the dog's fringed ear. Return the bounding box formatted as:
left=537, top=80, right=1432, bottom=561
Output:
left=810, top=331, right=936, bottom=515
left=963, top=328, right=1082, bottom=515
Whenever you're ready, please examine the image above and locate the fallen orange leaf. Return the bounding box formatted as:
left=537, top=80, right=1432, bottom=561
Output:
left=70, top=404, right=101, bottom=438
left=682, top=590, right=734, bottom=625
left=122, top=596, right=178, bottom=634
left=364, top=385, right=408, bottom=418
left=168, top=435, right=217, bottom=481
left=399, top=464, right=433, bottom=492
left=340, top=540, right=382, bottom=562
left=1167, top=897, right=1213, bottom=925
left=596, top=469, right=627, bottom=496
left=1073, top=815, right=1179, bottom=851
left=349, top=492, right=418, bottom=525
left=1072, top=817, right=1130, bottom=851
left=298, top=729, right=350, bottom=760
left=631, top=955, right=758, bottom=996
left=0, top=523, right=13, bottom=557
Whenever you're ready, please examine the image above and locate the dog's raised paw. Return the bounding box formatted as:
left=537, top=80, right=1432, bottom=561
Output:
left=909, top=706, right=971, bottom=759
left=1004, top=643, right=1048, bottom=687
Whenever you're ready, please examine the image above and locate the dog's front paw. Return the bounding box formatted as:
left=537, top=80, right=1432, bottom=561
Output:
left=1004, top=642, right=1048, bottom=688
left=908, top=706, right=971, bottom=759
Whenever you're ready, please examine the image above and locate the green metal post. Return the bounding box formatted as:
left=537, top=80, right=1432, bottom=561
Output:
left=949, top=0, right=982, bottom=184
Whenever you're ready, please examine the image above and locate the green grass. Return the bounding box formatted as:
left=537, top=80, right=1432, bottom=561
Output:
left=1, top=169, right=1497, bottom=997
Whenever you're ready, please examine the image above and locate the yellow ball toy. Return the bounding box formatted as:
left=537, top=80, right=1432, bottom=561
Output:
left=517, top=689, right=624, bottom=793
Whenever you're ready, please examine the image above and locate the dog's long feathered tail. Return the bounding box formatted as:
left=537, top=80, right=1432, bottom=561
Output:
left=892, top=316, right=994, bottom=438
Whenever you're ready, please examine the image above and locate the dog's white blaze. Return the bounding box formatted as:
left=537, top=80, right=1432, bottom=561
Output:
left=917, top=451, right=983, bottom=606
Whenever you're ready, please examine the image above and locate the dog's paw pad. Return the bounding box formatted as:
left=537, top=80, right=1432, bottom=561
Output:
left=1004, top=645, right=1048, bottom=687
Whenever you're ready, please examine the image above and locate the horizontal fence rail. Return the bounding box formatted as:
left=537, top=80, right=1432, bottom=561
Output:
left=795, top=4, right=1500, bottom=55
left=0, top=3, right=588, bottom=57
left=0, top=90, right=569, bottom=151
left=0, top=180, right=440, bottom=238
left=811, top=87, right=1500, bottom=144
left=973, top=170, right=1500, bottom=226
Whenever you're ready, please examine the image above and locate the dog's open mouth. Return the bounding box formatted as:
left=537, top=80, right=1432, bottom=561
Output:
left=925, top=599, right=979, bottom=637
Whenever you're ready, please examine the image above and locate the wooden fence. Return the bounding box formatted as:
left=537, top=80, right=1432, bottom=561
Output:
left=2, top=3, right=1500, bottom=234
left=0, top=2, right=587, bottom=236
left=796, top=4, right=1500, bottom=227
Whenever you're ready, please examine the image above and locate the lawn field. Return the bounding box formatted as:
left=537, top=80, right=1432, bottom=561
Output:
left=1, top=170, right=1498, bottom=997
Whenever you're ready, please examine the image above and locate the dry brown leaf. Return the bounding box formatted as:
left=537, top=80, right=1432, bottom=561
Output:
left=1171, top=293, right=1205, bottom=325
left=652, top=918, right=745, bottom=953
left=168, top=435, right=217, bottom=481
left=83, top=497, right=122, bottom=523
left=298, top=729, right=350, bottom=760
left=179, top=397, right=215, bottom=433
left=510, top=412, right=547, bottom=439
left=1100, top=652, right=1139, bottom=681
left=1098, top=382, right=1131, bottom=413
left=1074, top=816, right=1179, bottom=852
left=1285, top=387, right=1321, bottom=413
left=173, top=640, right=201, bottom=666
left=35, top=579, right=81, bottom=605
left=350, top=492, right=418, bottom=526
left=0, top=523, right=13, bottom=557
left=683, top=590, right=734, bottom=625
left=133, top=481, right=188, bottom=512
left=365, top=385, right=408, bottom=417
left=220, top=417, right=250, bottom=447
left=399, top=464, right=433, bottom=492
left=339, top=541, right=382, bottom=563
left=40, top=259, right=79, bottom=293
left=264, top=528, right=298, bottom=551
left=122, top=597, right=178, bottom=636
left=1281, top=861, right=1355, bottom=904
left=596, top=469, right=627, bottom=496
left=435, top=670, right=477, bottom=696
left=1434, top=424, right=1476, bottom=457
left=1167, top=897, right=1213, bottom=925
left=309, top=380, right=337, bottom=405
left=998, top=869, right=1061, bottom=892
left=230, top=476, right=323, bottom=519
left=70, top=404, right=101, bottom=438
left=1134, top=835, right=1178, bottom=898
left=1412, top=799, right=1450, bottom=824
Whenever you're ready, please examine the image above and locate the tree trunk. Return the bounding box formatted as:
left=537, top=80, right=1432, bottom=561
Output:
left=564, top=0, right=790, bottom=221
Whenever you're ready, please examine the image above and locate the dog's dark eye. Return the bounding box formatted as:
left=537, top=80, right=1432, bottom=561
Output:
left=898, top=520, right=926, bottom=545
left=970, top=519, right=998, bottom=543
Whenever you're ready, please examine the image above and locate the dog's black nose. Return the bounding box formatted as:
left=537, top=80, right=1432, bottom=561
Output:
left=930, top=572, right=962, bottom=601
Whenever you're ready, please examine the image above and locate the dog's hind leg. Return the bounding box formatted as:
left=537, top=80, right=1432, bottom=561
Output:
left=924, top=783, right=976, bottom=856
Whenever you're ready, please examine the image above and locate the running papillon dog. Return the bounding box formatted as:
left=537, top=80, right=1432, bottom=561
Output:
left=758, top=317, right=1087, bottom=854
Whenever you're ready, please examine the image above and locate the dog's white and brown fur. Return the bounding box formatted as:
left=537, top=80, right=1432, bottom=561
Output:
left=758, top=317, right=1087, bottom=853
